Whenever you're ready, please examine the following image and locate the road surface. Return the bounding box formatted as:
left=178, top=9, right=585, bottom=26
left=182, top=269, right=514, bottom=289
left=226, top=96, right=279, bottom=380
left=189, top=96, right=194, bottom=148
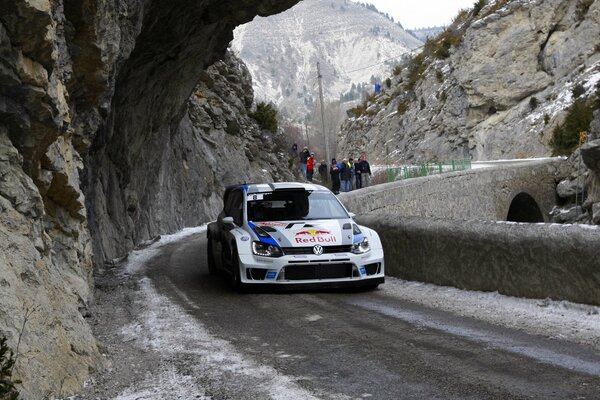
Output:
left=80, top=232, right=600, bottom=399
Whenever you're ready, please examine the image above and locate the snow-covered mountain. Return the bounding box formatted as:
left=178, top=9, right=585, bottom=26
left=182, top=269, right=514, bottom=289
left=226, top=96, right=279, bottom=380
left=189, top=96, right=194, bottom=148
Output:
left=231, top=0, right=422, bottom=120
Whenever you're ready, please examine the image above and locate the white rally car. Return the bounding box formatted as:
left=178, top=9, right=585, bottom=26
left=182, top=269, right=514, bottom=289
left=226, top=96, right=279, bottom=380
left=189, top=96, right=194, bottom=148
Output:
left=206, top=182, right=384, bottom=291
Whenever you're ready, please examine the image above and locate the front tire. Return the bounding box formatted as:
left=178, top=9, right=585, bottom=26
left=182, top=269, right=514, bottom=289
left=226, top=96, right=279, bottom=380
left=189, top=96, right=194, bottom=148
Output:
left=229, top=246, right=246, bottom=293
left=207, top=237, right=217, bottom=275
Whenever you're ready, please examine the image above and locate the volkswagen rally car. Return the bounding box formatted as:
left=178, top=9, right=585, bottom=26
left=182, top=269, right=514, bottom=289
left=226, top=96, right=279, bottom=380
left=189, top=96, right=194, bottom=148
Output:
left=206, top=182, right=384, bottom=290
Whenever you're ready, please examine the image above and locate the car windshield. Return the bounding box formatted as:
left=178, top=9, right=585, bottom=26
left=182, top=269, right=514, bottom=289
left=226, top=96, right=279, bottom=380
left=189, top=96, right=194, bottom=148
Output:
left=247, top=190, right=349, bottom=221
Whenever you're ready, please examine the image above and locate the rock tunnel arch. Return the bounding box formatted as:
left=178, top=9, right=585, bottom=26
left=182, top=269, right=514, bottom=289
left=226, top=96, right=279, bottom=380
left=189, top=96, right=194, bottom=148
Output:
left=506, top=192, right=544, bottom=223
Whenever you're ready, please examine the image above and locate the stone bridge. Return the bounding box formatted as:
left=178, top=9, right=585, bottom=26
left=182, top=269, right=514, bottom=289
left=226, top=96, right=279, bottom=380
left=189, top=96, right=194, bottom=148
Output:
left=339, top=158, right=600, bottom=306
left=341, top=158, right=562, bottom=222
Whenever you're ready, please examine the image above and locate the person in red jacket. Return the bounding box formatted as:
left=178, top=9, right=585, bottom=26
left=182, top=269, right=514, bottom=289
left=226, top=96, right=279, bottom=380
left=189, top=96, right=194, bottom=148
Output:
left=306, top=152, right=315, bottom=182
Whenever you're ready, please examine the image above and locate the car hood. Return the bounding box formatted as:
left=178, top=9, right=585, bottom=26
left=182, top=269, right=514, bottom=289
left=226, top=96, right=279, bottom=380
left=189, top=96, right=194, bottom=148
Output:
left=251, top=219, right=360, bottom=248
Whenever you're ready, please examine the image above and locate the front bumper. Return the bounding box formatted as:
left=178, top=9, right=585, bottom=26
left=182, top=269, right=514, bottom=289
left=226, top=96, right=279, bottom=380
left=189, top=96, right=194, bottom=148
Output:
left=237, top=248, right=385, bottom=287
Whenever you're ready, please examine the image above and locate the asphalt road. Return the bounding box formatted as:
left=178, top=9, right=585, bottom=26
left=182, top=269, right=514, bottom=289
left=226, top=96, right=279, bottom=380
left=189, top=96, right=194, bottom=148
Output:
left=134, top=234, right=600, bottom=400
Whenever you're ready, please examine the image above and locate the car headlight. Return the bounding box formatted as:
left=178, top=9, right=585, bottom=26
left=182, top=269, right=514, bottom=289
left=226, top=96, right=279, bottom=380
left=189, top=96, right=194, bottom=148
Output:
left=252, top=241, right=283, bottom=257
left=351, top=238, right=370, bottom=254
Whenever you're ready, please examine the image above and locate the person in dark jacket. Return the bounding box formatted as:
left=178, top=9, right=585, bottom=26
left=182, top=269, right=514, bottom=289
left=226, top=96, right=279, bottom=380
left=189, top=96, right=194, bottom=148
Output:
left=299, top=147, right=310, bottom=178
left=330, top=158, right=341, bottom=194
left=340, top=158, right=352, bottom=192
left=318, top=160, right=328, bottom=184
left=354, top=157, right=363, bottom=189
left=359, top=153, right=372, bottom=187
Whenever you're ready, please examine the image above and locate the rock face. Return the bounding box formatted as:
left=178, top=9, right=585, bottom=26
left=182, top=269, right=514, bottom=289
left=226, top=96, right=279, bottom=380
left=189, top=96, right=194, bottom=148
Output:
left=338, top=0, right=600, bottom=163
left=552, top=111, right=600, bottom=224
left=89, top=51, right=295, bottom=267
left=0, top=0, right=299, bottom=398
left=581, top=137, right=600, bottom=223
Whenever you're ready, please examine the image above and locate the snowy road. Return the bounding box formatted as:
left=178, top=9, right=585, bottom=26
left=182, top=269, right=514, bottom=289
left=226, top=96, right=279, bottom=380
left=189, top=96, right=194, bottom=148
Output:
left=79, top=229, right=600, bottom=399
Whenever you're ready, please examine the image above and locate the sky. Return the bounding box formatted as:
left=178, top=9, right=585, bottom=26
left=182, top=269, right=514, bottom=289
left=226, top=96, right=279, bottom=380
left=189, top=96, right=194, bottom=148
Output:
left=354, top=0, right=478, bottom=30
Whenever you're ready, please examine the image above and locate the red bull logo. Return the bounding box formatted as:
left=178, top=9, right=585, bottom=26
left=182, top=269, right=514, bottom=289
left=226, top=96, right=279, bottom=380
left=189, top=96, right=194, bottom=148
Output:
left=294, top=229, right=337, bottom=244
left=295, top=229, right=331, bottom=236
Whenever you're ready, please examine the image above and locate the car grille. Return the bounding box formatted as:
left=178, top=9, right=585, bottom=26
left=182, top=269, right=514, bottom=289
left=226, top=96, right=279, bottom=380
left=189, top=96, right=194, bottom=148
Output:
left=282, top=245, right=353, bottom=255
left=283, top=263, right=354, bottom=280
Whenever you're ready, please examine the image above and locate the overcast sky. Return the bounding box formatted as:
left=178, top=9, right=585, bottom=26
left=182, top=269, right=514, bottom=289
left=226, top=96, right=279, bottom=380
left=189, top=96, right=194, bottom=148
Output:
left=355, top=0, right=477, bottom=30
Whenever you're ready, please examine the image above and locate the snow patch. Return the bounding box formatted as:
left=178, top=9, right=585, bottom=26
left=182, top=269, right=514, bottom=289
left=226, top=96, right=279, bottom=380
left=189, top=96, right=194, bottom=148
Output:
left=124, top=225, right=208, bottom=274
left=119, top=277, right=319, bottom=399
left=381, top=277, right=600, bottom=350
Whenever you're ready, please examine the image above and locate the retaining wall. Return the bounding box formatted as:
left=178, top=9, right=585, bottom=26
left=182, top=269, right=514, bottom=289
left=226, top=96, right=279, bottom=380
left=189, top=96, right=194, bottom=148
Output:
left=357, top=214, right=600, bottom=305
left=340, top=159, right=561, bottom=221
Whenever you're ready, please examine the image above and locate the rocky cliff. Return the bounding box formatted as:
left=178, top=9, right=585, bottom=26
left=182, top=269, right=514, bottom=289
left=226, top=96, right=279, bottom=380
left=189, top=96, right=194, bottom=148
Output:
left=338, top=0, right=600, bottom=163
left=0, top=0, right=298, bottom=398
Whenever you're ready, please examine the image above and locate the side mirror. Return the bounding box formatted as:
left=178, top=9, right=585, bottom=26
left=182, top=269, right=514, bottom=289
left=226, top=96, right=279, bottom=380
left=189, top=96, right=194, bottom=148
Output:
left=223, top=216, right=235, bottom=226
left=348, top=212, right=356, bottom=219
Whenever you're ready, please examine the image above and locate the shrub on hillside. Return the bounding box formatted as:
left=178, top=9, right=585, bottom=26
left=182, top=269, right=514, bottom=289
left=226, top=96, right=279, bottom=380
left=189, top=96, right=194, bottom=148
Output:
left=435, top=69, right=444, bottom=83
left=0, top=337, right=20, bottom=400
left=572, top=83, right=586, bottom=99
left=550, top=99, right=594, bottom=156
left=397, top=101, right=408, bottom=115
left=349, top=103, right=367, bottom=118
left=544, top=113, right=551, bottom=125
left=406, top=53, right=427, bottom=92
left=472, top=0, right=488, bottom=17
left=453, top=9, right=470, bottom=25
left=576, top=0, right=594, bottom=21
left=252, top=102, right=278, bottom=131
left=432, top=30, right=463, bottom=59
left=529, top=97, right=538, bottom=109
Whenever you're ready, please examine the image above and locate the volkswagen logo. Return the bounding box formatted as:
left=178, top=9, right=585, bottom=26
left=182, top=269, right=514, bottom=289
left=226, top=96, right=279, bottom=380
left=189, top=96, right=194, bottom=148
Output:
left=313, top=245, right=324, bottom=255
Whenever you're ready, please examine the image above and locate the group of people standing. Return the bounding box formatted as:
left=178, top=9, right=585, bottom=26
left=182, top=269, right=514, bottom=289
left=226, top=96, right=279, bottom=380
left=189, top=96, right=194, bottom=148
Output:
left=295, top=144, right=371, bottom=194
left=328, top=155, right=371, bottom=194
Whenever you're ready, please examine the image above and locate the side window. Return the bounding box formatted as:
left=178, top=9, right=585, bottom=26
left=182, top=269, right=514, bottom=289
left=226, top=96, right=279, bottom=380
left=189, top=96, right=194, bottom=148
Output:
left=228, top=190, right=244, bottom=226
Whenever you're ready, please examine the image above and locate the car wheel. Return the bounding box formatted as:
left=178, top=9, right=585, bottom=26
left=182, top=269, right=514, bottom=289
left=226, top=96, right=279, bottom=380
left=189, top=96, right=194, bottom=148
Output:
left=230, top=246, right=246, bottom=293
left=207, top=237, right=217, bottom=275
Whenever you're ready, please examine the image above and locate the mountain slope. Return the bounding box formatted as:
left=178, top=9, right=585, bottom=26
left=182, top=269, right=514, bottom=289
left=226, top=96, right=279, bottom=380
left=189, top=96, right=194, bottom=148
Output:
left=231, top=0, right=422, bottom=120
left=338, top=0, right=600, bottom=163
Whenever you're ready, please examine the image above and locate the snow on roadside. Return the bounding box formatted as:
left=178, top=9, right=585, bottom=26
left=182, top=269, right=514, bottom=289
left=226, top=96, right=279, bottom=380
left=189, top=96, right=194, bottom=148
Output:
left=124, top=225, right=208, bottom=274
left=116, top=224, right=320, bottom=399
left=382, top=277, right=600, bottom=350
left=118, top=277, right=319, bottom=400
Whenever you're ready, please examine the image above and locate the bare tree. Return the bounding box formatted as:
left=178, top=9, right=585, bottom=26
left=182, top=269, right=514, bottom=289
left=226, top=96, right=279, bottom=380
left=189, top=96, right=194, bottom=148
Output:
left=308, top=99, right=345, bottom=162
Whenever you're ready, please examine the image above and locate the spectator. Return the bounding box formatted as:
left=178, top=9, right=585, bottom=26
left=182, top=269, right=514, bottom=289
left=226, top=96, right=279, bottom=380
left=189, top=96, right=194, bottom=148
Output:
left=299, top=146, right=310, bottom=178
left=307, top=152, right=315, bottom=182
left=340, top=158, right=352, bottom=192
left=318, top=160, right=328, bottom=184
left=349, top=158, right=356, bottom=190
left=359, top=153, right=372, bottom=187
left=330, top=158, right=341, bottom=194
left=354, top=156, right=363, bottom=189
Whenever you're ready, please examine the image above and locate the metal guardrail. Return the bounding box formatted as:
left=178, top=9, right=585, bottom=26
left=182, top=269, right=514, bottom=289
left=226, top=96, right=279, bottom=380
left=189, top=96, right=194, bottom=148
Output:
left=380, top=159, right=472, bottom=183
